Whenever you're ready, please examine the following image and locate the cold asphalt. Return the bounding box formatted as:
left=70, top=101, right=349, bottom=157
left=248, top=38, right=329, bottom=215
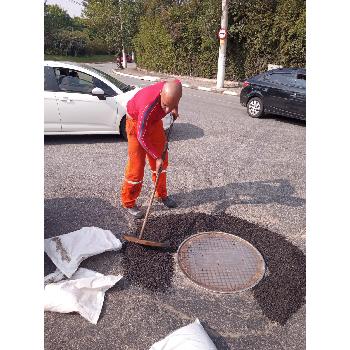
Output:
left=44, top=63, right=306, bottom=350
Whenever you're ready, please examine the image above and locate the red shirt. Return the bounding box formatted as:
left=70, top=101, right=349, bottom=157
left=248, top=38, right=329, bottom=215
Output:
left=126, top=81, right=167, bottom=159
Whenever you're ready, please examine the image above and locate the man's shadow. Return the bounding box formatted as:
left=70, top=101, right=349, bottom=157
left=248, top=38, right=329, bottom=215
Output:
left=44, top=122, right=204, bottom=145
left=171, top=179, right=305, bottom=212
left=169, top=122, right=204, bottom=141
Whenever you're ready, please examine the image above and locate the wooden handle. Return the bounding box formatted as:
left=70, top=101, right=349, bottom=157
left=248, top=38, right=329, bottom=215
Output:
left=138, top=167, right=162, bottom=239
left=138, top=122, right=174, bottom=240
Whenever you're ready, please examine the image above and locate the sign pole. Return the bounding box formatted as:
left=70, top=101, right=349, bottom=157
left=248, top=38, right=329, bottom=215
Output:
left=216, top=0, right=228, bottom=89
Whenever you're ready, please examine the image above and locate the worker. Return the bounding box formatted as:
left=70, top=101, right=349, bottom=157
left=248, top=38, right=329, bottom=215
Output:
left=120, top=79, right=182, bottom=218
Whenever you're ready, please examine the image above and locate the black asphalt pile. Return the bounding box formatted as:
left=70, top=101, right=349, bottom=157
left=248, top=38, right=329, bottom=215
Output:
left=122, top=212, right=305, bottom=325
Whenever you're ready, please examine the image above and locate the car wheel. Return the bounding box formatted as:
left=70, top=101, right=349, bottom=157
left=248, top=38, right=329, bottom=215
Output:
left=247, top=97, right=264, bottom=118
left=120, top=116, right=127, bottom=140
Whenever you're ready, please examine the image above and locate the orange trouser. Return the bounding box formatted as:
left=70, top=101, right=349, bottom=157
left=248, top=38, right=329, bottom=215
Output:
left=121, top=118, right=168, bottom=208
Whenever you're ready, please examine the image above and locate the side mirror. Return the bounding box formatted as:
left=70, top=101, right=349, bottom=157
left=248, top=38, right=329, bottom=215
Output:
left=92, top=87, right=105, bottom=95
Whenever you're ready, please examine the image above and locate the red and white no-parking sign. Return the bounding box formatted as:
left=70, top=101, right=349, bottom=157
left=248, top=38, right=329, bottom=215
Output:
left=218, top=28, right=227, bottom=40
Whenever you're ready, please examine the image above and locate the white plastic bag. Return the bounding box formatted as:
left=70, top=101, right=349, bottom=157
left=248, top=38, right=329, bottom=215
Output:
left=149, top=319, right=218, bottom=350
left=44, top=227, right=122, bottom=277
left=44, top=268, right=123, bottom=324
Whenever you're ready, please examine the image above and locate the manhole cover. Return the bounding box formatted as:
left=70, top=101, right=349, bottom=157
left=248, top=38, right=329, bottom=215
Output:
left=177, top=231, right=265, bottom=293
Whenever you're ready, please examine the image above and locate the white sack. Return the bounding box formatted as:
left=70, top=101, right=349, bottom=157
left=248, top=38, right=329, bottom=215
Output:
left=44, top=268, right=123, bottom=324
left=44, top=226, right=122, bottom=277
left=149, top=318, right=218, bottom=350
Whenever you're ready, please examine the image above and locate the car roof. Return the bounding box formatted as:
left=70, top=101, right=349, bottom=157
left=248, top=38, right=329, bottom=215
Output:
left=45, top=60, right=80, bottom=67
left=44, top=60, right=97, bottom=72
left=267, top=67, right=306, bottom=74
left=248, top=67, right=306, bottom=81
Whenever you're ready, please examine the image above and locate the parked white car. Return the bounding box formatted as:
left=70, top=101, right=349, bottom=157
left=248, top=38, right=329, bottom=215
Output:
left=44, top=61, right=171, bottom=139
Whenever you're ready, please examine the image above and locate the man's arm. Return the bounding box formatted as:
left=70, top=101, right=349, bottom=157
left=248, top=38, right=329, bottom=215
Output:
left=136, top=98, right=162, bottom=160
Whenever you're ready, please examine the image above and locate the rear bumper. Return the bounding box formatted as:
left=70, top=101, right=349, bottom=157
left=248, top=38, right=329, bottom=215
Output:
left=240, top=88, right=249, bottom=106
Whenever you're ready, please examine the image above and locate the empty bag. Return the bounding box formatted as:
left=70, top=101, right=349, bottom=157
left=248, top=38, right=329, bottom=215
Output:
left=44, top=268, right=123, bottom=324
left=44, top=226, right=122, bottom=278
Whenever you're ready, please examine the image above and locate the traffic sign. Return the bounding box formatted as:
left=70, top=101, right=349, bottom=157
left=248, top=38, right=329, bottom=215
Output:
left=218, top=28, right=227, bottom=40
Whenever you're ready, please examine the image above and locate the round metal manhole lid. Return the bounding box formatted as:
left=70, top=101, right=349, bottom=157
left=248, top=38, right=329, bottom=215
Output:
left=177, top=231, right=265, bottom=293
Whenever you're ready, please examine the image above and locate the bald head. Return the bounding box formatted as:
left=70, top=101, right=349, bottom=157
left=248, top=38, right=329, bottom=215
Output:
left=160, top=80, right=182, bottom=115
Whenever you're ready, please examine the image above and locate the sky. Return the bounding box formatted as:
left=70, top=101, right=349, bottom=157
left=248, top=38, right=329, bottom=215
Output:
left=46, top=0, right=83, bottom=17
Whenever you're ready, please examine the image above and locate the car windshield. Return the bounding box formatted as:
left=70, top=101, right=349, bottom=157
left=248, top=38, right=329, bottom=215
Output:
left=82, top=66, right=133, bottom=93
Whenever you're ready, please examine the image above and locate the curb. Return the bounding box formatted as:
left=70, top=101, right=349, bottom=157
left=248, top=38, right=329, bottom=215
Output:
left=112, top=69, right=239, bottom=96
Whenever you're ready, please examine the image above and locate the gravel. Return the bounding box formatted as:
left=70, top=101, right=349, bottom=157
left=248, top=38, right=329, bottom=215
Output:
left=122, top=212, right=305, bottom=325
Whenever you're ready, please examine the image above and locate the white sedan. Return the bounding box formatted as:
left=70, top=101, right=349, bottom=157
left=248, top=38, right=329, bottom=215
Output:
left=44, top=61, right=171, bottom=139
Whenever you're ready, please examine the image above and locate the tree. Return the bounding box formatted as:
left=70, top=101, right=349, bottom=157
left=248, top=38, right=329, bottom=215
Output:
left=44, top=4, right=73, bottom=53
left=82, top=0, right=122, bottom=54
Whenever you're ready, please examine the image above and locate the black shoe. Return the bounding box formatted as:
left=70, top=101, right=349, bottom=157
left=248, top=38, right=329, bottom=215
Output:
left=159, top=196, right=177, bottom=208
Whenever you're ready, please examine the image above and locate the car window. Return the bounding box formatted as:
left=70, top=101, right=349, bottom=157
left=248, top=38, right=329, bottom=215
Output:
left=265, top=72, right=290, bottom=84
left=295, top=73, right=306, bottom=89
left=84, top=66, right=133, bottom=93
left=54, top=68, right=95, bottom=94
left=92, top=77, right=117, bottom=97
left=266, top=72, right=301, bottom=88
left=44, top=66, right=59, bottom=91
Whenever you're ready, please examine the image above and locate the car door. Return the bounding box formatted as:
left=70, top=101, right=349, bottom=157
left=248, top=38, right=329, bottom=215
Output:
left=53, top=68, right=119, bottom=132
left=44, top=66, right=61, bottom=132
left=262, top=72, right=292, bottom=115
left=282, top=73, right=306, bottom=120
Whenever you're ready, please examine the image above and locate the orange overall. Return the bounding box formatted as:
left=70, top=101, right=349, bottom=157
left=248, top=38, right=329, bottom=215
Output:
left=121, top=82, right=169, bottom=208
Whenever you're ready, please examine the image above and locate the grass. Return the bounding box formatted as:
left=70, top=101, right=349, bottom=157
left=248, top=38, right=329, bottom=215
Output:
left=44, top=54, right=115, bottom=63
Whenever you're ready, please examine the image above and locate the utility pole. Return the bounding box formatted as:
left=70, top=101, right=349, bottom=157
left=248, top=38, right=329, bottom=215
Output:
left=216, top=0, right=228, bottom=89
left=119, top=0, right=127, bottom=68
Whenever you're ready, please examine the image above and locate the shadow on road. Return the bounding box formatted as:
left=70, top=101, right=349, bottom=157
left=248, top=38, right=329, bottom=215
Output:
left=44, top=134, right=124, bottom=145
left=169, top=122, right=204, bottom=141
left=263, top=113, right=306, bottom=126
left=201, top=322, right=231, bottom=350
left=171, top=179, right=305, bottom=211
left=44, top=122, right=204, bottom=145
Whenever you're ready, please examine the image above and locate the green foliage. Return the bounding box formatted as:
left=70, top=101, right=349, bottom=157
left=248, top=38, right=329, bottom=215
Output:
left=134, top=18, right=176, bottom=72
left=134, top=0, right=221, bottom=77
left=54, top=30, right=90, bottom=56
left=273, top=0, right=306, bottom=67
left=43, top=0, right=306, bottom=79
left=86, top=37, right=109, bottom=55
left=44, top=4, right=74, bottom=53
left=44, top=54, right=115, bottom=63
left=45, top=3, right=94, bottom=56
left=227, top=0, right=279, bottom=79
left=119, top=0, right=144, bottom=52
left=82, top=0, right=121, bottom=54
left=133, top=0, right=306, bottom=80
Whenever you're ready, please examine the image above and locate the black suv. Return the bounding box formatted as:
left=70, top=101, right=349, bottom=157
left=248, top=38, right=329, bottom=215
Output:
left=240, top=68, right=306, bottom=121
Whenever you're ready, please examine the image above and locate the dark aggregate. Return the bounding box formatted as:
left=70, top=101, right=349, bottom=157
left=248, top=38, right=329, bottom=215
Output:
left=122, top=212, right=305, bottom=325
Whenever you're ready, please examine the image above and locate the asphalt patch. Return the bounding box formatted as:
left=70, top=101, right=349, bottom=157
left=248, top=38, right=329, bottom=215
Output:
left=121, top=212, right=305, bottom=325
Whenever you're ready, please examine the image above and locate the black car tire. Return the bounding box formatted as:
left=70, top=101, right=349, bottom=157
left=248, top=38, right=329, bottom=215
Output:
left=247, top=97, right=264, bottom=118
left=120, top=116, right=127, bottom=140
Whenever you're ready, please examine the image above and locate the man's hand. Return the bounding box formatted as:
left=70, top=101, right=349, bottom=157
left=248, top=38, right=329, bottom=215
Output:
left=156, top=158, right=163, bottom=173
left=171, top=108, right=179, bottom=121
